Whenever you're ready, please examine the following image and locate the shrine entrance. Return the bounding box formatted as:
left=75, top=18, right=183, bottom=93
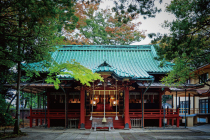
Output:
left=86, top=90, right=124, bottom=113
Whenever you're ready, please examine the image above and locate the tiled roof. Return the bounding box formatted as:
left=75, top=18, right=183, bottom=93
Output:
left=49, top=45, right=172, bottom=80
left=92, top=61, right=134, bottom=78
left=137, top=82, right=168, bottom=88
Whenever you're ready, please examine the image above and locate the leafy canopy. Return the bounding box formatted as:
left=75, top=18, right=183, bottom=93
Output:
left=112, top=0, right=162, bottom=19
left=46, top=60, right=103, bottom=89
left=152, top=0, right=210, bottom=86
left=63, top=1, right=145, bottom=45
left=1, top=0, right=103, bottom=90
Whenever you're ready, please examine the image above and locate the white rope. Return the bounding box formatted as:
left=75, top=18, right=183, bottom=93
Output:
left=90, top=82, right=94, bottom=120
left=115, top=80, right=119, bottom=120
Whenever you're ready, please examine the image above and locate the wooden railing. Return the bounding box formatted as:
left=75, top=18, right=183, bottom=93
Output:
left=129, top=109, right=179, bottom=118
left=179, top=108, right=209, bottom=114
left=29, top=109, right=81, bottom=119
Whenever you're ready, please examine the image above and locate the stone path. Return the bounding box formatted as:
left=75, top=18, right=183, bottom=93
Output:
left=3, top=124, right=210, bottom=140
left=5, top=131, right=210, bottom=140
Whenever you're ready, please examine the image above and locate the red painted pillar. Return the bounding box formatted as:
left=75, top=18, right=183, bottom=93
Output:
left=167, top=108, right=169, bottom=125
left=142, top=92, right=145, bottom=128
left=80, top=86, right=85, bottom=129
left=30, top=108, right=32, bottom=127
left=150, top=95, right=153, bottom=103
left=124, top=86, right=130, bottom=129
left=176, top=108, right=179, bottom=127
left=167, top=119, right=169, bottom=125
left=159, top=118, right=162, bottom=127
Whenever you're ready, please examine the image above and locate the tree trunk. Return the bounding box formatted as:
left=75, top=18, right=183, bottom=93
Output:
left=6, top=94, right=17, bottom=113
left=14, top=12, right=22, bottom=134
left=14, top=61, right=21, bottom=134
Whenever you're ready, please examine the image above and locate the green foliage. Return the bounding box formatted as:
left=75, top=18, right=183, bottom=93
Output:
left=161, top=54, right=196, bottom=87
left=0, top=0, right=79, bottom=94
left=65, top=4, right=145, bottom=45
left=0, top=0, right=78, bottom=67
left=113, top=0, right=162, bottom=19
left=0, top=0, right=78, bottom=134
left=46, top=60, right=103, bottom=89
left=0, top=94, right=15, bottom=130
left=152, top=0, right=210, bottom=87
left=20, top=92, right=44, bottom=108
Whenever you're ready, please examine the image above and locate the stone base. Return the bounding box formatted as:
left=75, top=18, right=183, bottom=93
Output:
left=80, top=123, right=85, bottom=130
left=124, top=123, right=130, bottom=130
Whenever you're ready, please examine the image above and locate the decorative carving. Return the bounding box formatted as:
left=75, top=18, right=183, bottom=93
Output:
left=109, top=86, right=115, bottom=89
left=129, top=86, right=135, bottom=90
left=74, top=86, right=80, bottom=90
left=101, top=75, right=110, bottom=79
left=95, top=86, right=101, bottom=90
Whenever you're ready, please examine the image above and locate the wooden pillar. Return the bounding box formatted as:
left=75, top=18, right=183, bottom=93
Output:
left=47, top=92, right=50, bottom=128
left=30, top=108, right=32, bottom=128
left=176, top=91, right=177, bottom=109
left=38, top=95, right=41, bottom=108
left=176, top=108, right=179, bottom=127
left=159, top=92, right=162, bottom=109
left=188, top=93, right=190, bottom=114
left=65, top=91, right=69, bottom=128
left=208, top=97, right=210, bottom=124
left=43, top=94, right=44, bottom=109
left=36, top=94, right=39, bottom=126
left=44, top=92, right=47, bottom=128
left=80, top=86, right=85, bottom=129
left=150, top=95, right=153, bottom=103
left=193, top=95, right=195, bottom=114
left=167, top=108, right=169, bottom=125
left=141, top=91, right=144, bottom=128
left=172, top=94, right=174, bottom=108
left=185, top=89, right=186, bottom=128
left=124, top=86, right=130, bottom=129
left=47, top=93, right=50, bottom=110
left=208, top=97, right=210, bottom=114
left=159, top=117, right=162, bottom=127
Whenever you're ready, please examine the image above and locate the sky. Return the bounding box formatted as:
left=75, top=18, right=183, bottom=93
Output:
left=100, top=0, right=176, bottom=45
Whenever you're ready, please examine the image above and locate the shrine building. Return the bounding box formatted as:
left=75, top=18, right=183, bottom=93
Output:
left=12, top=45, right=182, bottom=129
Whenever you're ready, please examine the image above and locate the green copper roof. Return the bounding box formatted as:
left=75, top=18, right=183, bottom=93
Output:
left=51, top=45, right=172, bottom=80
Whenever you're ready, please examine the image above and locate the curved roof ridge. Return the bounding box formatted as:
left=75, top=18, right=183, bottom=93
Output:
left=92, top=61, right=136, bottom=78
